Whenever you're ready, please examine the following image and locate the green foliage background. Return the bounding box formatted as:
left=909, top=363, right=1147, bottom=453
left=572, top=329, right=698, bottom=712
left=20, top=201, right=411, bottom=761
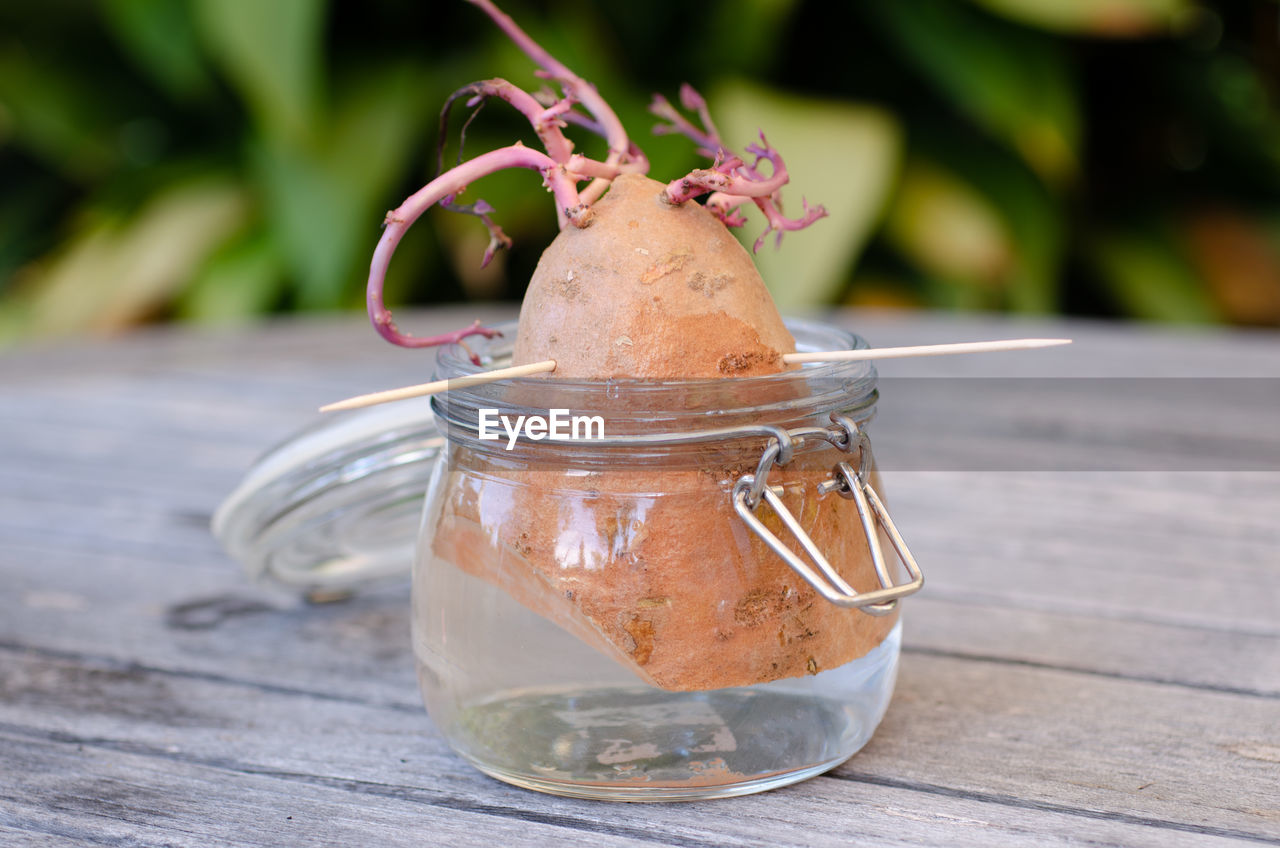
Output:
left=1, top=0, right=1278, bottom=343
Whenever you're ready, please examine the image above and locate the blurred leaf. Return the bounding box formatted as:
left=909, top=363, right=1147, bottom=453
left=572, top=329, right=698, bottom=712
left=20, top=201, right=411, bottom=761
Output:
left=1178, top=53, right=1280, bottom=190
left=327, top=66, right=428, bottom=205
left=885, top=135, right=1064, bottom=313
left=436, top=222, right=510, bottom=301
left=254, top=64, right=432, bottom=309
left=711, top=80, right=901, bottom=311
left=194, top=0, right=325, bottom=144
left=0, top=170, right=68, bottom=290
left=1183, top=208, right=1280, bottom=325
left=0, top=46, right=118, bottom=180
left=177, top=228, right=285, bottom=322
left=2, top=0, right=1275, bottom=334
left=252, top=145, right=351, bottom=310
left=969, top=0, right=1191, bottom=37
left=1090, top=226, right=1221, bottom=322
left=871, top=0, right=1080, bottom=184
left=101, top=0, right=213, bottom=100
left=958, top=145, right=1064, bottom=313
left=845, top=273, right=925, bottom=310
left=706, top=0, right=801, bottom=77
left=886, top=161, right=1012, bottom=284
left=6, top=179, right=247, bottom=339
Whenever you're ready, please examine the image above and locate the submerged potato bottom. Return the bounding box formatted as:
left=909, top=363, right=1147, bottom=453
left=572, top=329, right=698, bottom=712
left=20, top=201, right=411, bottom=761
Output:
left=415, top=549, right=901, bottom=801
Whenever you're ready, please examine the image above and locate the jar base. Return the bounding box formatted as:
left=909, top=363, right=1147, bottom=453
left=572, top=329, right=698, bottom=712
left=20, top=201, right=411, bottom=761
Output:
left=431, top=623, right=899, bottom=802
left=446, top=685, right=871, bottom=801
left=467, top=751, right=849, bottom=802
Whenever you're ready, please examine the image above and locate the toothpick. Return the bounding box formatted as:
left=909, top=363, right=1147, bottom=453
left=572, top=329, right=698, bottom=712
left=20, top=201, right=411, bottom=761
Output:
left=319, top=359, right=557, bottom=412
left=782, top=337, right=1072, bottom=364
left=320, top=338, right=1072, bottom=412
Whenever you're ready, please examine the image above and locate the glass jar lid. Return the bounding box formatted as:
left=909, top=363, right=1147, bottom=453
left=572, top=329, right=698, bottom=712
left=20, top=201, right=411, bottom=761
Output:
left=212, top=395, right=442, bottom=593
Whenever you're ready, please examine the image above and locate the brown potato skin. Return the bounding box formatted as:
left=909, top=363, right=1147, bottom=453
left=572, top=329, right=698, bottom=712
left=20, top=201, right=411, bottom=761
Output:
left=513, top=174, right=796, bottom=378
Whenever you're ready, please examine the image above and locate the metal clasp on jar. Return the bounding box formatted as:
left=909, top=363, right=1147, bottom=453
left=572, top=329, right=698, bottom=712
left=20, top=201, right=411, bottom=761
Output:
left=731, top=413, right=924, bottom=616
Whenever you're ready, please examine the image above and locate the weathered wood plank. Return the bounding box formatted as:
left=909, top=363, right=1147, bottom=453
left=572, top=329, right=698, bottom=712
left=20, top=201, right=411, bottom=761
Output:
left=884, top=471, right=1280, bottom=635
left=0, top=733, right=676, bottom=848
left=1, top=416, right=1277, bottom=709
left=4, top=730, right=1270, bottom=848
left=0, top=826, right=90, bottom=848
left=862, top=657, right=1280, bottom=835
left=906, top=598, right=1280, bottom=698
left=3, top=469, right=1278, bottom=711
left=1, top=648, right=1276, bottom=846
left=1, top=573, right=422, bottom=712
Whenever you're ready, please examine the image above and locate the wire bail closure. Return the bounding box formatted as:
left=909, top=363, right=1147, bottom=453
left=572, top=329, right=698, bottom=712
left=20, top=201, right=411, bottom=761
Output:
left=732, top=413, right=925, bottom=615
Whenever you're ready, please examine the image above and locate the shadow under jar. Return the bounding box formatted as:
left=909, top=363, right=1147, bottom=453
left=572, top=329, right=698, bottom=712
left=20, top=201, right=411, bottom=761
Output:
left=414, top=318, right=923, bottom=801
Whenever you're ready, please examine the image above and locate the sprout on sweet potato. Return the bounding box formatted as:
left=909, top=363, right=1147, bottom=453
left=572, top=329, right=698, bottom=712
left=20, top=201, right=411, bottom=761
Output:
left=366, top=0, right=825, bottom=364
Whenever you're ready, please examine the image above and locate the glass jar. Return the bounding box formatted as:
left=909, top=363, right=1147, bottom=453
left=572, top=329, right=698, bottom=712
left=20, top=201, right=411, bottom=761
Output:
left=415, top=318, right=923, bottom=801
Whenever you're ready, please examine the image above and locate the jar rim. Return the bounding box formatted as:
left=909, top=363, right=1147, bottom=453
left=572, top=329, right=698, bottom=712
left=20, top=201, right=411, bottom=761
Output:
left=431, top=317, right=879, bottom=455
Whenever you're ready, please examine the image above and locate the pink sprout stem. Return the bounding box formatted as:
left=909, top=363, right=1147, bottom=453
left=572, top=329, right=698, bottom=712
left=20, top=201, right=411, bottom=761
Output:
left=652, top=87, right=827, bottom=249
left=467, top=0, right=631, bottom=164
left=460, top=79, right=575, bottom=163
left=663, top=157, right=789, bottom=203
left=368, top=144, right=599, bottom=352
left=548, top=103, right=650, bottom=204
left=664, top=135, right=788, bottom=202
left=650, top=92, right=718, bottom=157
left=750, top=196, right=828, bottom=252
left=706, top=192, right=750, bottom=227
left=678, top=84, right=723, bottom=153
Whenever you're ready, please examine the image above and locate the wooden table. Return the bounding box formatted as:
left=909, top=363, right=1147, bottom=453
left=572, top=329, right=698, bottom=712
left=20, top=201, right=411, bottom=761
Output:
left=2, top=307, right=1278, bottom=846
